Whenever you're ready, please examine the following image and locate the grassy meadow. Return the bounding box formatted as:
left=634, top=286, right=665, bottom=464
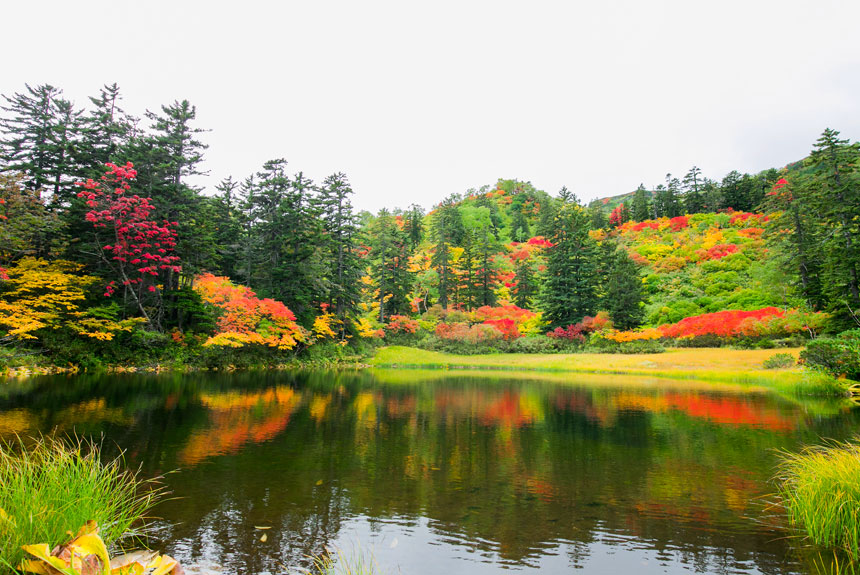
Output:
left=371, top=346, right=847, bottom=395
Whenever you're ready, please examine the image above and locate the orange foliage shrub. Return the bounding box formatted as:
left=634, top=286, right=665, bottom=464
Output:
left=385, top=315, right=419, bottom=334
left=435, top=322, right=504, bottom=344
left=658, top=307, right=784, bottom=339
left=194, top=273, right=306, bottom=350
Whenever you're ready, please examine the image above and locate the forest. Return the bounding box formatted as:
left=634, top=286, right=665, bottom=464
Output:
left=0, top=83, right=858, bottom=372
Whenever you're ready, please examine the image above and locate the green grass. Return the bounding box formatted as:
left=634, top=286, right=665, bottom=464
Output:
left=371, top=346, right=848, bottom=395
left=306, top=547, right=381, bottom=575
left=777, top=440, right=860, bottom=559
left=0, top=435, right=163, bottom=573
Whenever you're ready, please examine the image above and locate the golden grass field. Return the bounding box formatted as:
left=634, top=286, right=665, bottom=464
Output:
left=370, top=346, right=845, bottom=395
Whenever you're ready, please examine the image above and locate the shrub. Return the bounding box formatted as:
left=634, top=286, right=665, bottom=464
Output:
left=504, top=335, right=563, bottom=354
left=801, top=330, right=860, bottom=381
left=0, top=435, right=162, bottom=572
left=385, top=315, right=419, bottom=335
left=763, top=352, right=796, bottom=369
left=435, top=322, right=504, bottom=345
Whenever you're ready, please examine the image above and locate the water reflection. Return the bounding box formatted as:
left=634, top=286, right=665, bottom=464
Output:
left=0, top=369, right=857, bottom=574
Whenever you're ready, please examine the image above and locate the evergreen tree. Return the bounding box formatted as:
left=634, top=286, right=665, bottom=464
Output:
left=762, top=173, right=824, bottom=310
left=318, top=172, right=363, bottom=334
left=509, top=193, right=531, bottom=241
left=79, top=84, right=135, bottom=175
left=370, top=208, right=412, bottom=321
left=588, top=200, right=608, bottom=229
left=211, top=176, right=243, bottom=280
left=682, top=166, right=704, bottom=214
left=701, top=177, right=723, bottom=212
left=631, top=184, right=651, bottom=221
left=404, top=203, right=425, bottom=251
left=721, top=170, right=745, bottom=211
left=248, top=160, right=323, bottom=324
left=805, top=128, right=860, bottom=316
left=513, top=257, right=537, bottom=309
left=539, top=195, right=598, bottom=328
left=663, top=174, right=682, bottom=217
left=0, top=84, right=82, bottom=206
left=430, top=196, right=462, bottom=309
left=604, top=248, right=646, bottom=330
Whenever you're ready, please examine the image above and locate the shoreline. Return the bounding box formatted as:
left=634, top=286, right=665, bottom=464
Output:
left=2, top=346, right=850, bottom=397
left=370, top=346, right=849, bottom=396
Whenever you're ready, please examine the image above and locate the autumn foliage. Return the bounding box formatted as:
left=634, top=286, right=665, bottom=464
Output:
left=194, top=273, right=307, bottom=350
left=0, top=258, right=142, bottom=343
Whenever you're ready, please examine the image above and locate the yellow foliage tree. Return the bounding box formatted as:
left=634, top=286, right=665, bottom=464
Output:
left=0, top=258, right=142, bottom=343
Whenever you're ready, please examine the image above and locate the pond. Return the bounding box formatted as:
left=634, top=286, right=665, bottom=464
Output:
left=1, top=369, right=857, bottom=574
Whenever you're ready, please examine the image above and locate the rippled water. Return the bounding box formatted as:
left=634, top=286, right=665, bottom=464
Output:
left=1, top=369, right=857, bottom=574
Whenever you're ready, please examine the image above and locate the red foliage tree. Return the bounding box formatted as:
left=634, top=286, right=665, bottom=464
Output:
left=76, top=162, right=181, bottom=328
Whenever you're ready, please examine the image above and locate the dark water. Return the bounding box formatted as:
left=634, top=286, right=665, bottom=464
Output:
left=1, top=369, right=858, bottom=574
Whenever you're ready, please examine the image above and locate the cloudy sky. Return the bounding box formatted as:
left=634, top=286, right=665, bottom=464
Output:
left=2, top=0, right=858, bottom=212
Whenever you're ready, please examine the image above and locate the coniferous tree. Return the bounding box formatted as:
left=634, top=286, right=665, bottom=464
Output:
left=588, top=200, right=608, bottom=229
left=79, top=84, right=135, bottom=173
left=370, top=208, right=412, bottom=321
left=430, top=196, right=462, bottom=309
left=701, top=177, right=723, bottom=212
left=0, top=84, right=82, bottom=206
left=805, top=128, right=860, bottom=316
left=318, top=172, right=363, bottom=334
left=682, top=166, right=704, bottom=214
left=513, top=257, right=538, bottom=309
left=721, top=170, right=745, bottom=211
left=509, top=193, right=531, bottom=241
left=663, top=174, right=682, bottom=217
left=631, top=184, right=651, bottom=222
left=211, top=176, right=243, bottom=280
left=539, top=193, right=598, bottom=328
left=404, top=203, right=425, bottom=251
left=762, top=173, right=824, bottom=310
left=604, top=248, right=646, bottom=330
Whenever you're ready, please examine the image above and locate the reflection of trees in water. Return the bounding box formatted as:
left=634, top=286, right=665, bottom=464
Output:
left=1, top=371, right=858, bottom=573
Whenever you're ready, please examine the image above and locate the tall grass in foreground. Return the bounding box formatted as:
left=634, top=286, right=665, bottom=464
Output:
left=0, top=435, right=163, bottom=573
left=777, top=440, right=860, bottom=560
left=307, top=547, right=382, bottom=575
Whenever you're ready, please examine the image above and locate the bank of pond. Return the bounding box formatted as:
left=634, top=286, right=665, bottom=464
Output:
left=1, top=368, right=860, bottom=574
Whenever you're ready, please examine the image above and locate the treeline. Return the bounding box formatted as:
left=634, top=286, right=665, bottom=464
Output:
left=0, top=84, right=367, bottom=335
left=0, top=82, right=858, bottom=368
left=594, top=165, right=783, bottom=228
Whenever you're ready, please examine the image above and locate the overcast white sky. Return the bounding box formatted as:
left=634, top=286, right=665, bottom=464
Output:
left=2, top=0, right=858, bottom=212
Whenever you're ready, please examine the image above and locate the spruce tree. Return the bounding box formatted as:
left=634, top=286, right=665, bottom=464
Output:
left=805, top=128, right=860, bottom=317
left=604, top=248, right=646, bottom=330
left=318, top=172, right=363, bottom=334
left=370, top=208, right=412, bottom=321
left=539, top=195, right=598, bottom=328
left=631, top=184, right=651, bottom=222
left=0, top=84, right=82, bottom=206
left=682, top=166, right=704, bottom=214
left=430, top=197, right=462, bottom=309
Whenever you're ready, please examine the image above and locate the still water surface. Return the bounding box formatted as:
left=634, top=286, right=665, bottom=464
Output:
left=1, top=369, right=858, bottom=574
